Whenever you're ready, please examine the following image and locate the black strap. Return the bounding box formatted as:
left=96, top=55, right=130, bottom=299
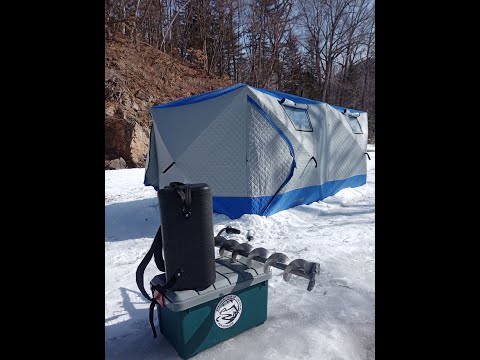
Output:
left=148, top=268, right=184, bottom=338
left=365, top=152, right=371, bottom=160
left=135, top=226, right=164, bottom=301
left=308, top=156, right=317, bottom=168
left=152, top=268, right=185, bottom=292
left=149, top=300, right=158, bottom=338
left=162, top=161, right=176, bottom=174
left=169, top=182, right=192, bottom=218
left=135, top=225, right=185, bottom=338
left=138, top=181, right=193, bottom=338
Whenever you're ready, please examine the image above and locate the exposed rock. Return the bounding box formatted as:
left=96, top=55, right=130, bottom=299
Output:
left=135, top=89, right=151, bottom=102
left=105, top=104, right=116, bottom=117
left=114, top=107, right=124, bottom=119
left=130, top=123, right=149, bottom=165
left=120, top=93, right=132, bottom=108
left=105, top=115, right=135, bottom=165
left=105, top=116, right=149, bottom=168
left=106, top=157, right=127, bottom=170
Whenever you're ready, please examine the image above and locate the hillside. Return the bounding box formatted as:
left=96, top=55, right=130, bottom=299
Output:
left=105, top=35, right=233, bottom=169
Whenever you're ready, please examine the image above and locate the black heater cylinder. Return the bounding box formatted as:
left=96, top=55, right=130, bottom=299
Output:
left=158, top=183, right=216, bottom=291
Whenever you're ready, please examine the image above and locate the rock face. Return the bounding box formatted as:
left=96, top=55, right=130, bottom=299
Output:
left=105, top=62, right=151, bottom=168
left=135, top=89, right=151, bottom=102
left=106, top=157, right=127, bottom=170
left=105, top=35, right=233, bottom=169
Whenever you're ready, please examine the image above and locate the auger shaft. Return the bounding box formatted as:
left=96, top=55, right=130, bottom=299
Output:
left=215, top=227, right=320, bottom=291
left=219, top=249, right=308, bottom=279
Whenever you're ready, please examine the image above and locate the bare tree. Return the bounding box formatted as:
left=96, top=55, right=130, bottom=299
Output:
left=105, top=0, right=375, bottom=133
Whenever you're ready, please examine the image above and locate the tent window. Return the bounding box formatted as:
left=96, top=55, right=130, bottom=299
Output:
left=346, top=117, right=363, bottom=134
left=282, top=105, right=313, bottom=132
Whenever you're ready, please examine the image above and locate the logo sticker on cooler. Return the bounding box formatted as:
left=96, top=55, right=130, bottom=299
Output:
left=214, top=295, right=243, bottom=329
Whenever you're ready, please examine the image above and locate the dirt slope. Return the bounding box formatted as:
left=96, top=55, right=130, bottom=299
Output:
left=105, top=35, right=233, bottom=168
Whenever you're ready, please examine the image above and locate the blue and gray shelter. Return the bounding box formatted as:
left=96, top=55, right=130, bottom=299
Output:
left=145, top=83, right=368, bottom=218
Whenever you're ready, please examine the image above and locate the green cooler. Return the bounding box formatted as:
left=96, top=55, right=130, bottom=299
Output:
left=150, top=256, right=271, bottom=359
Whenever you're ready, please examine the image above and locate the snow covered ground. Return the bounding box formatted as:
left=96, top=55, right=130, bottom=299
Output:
left=105, top=146, right=375, bottom=360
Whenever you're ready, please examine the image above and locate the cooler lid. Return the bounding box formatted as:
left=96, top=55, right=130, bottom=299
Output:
left=150, top=256, right=271, bottom=311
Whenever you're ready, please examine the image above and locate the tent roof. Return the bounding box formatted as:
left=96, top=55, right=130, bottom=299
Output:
left=152, top=83, right=365, bottom=114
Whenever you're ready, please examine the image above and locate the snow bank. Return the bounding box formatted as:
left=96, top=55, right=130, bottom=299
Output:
left=105, top=150, right=375, bottom=359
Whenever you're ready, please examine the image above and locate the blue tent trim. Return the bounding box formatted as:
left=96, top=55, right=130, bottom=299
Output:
left=251, top=86, right=365, bottom=114
left=212, top=174, right=367, bottom=218
left=151, top=83, right=365, bottom=113
left=253, top=86, right=323, bottom=106
left=152, top=83, right=246, bottom=109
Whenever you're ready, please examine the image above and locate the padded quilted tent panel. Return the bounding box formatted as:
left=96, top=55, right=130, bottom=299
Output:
left=147, top=87, right=248, bottom=196
left=247, top=102, right=292, bottom=200
left=326, top=105, right=366, bottom=181
left=174, top=91, right=248, bottom=196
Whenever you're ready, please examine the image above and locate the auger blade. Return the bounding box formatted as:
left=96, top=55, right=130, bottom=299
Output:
left=283, top=259, right=309, bottom=282
left=231, top=243, right=253, bottom=262
left=263, top=253, right=289, bottom=274
left=214, top=235, right=227, bottom=247
left=246, top=247, right=269, bottom=267
left=219, top=239, right=240, bottom=257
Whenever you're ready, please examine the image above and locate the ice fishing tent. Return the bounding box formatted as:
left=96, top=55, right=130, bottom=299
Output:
left=145, top=83, right=368, bottom=218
